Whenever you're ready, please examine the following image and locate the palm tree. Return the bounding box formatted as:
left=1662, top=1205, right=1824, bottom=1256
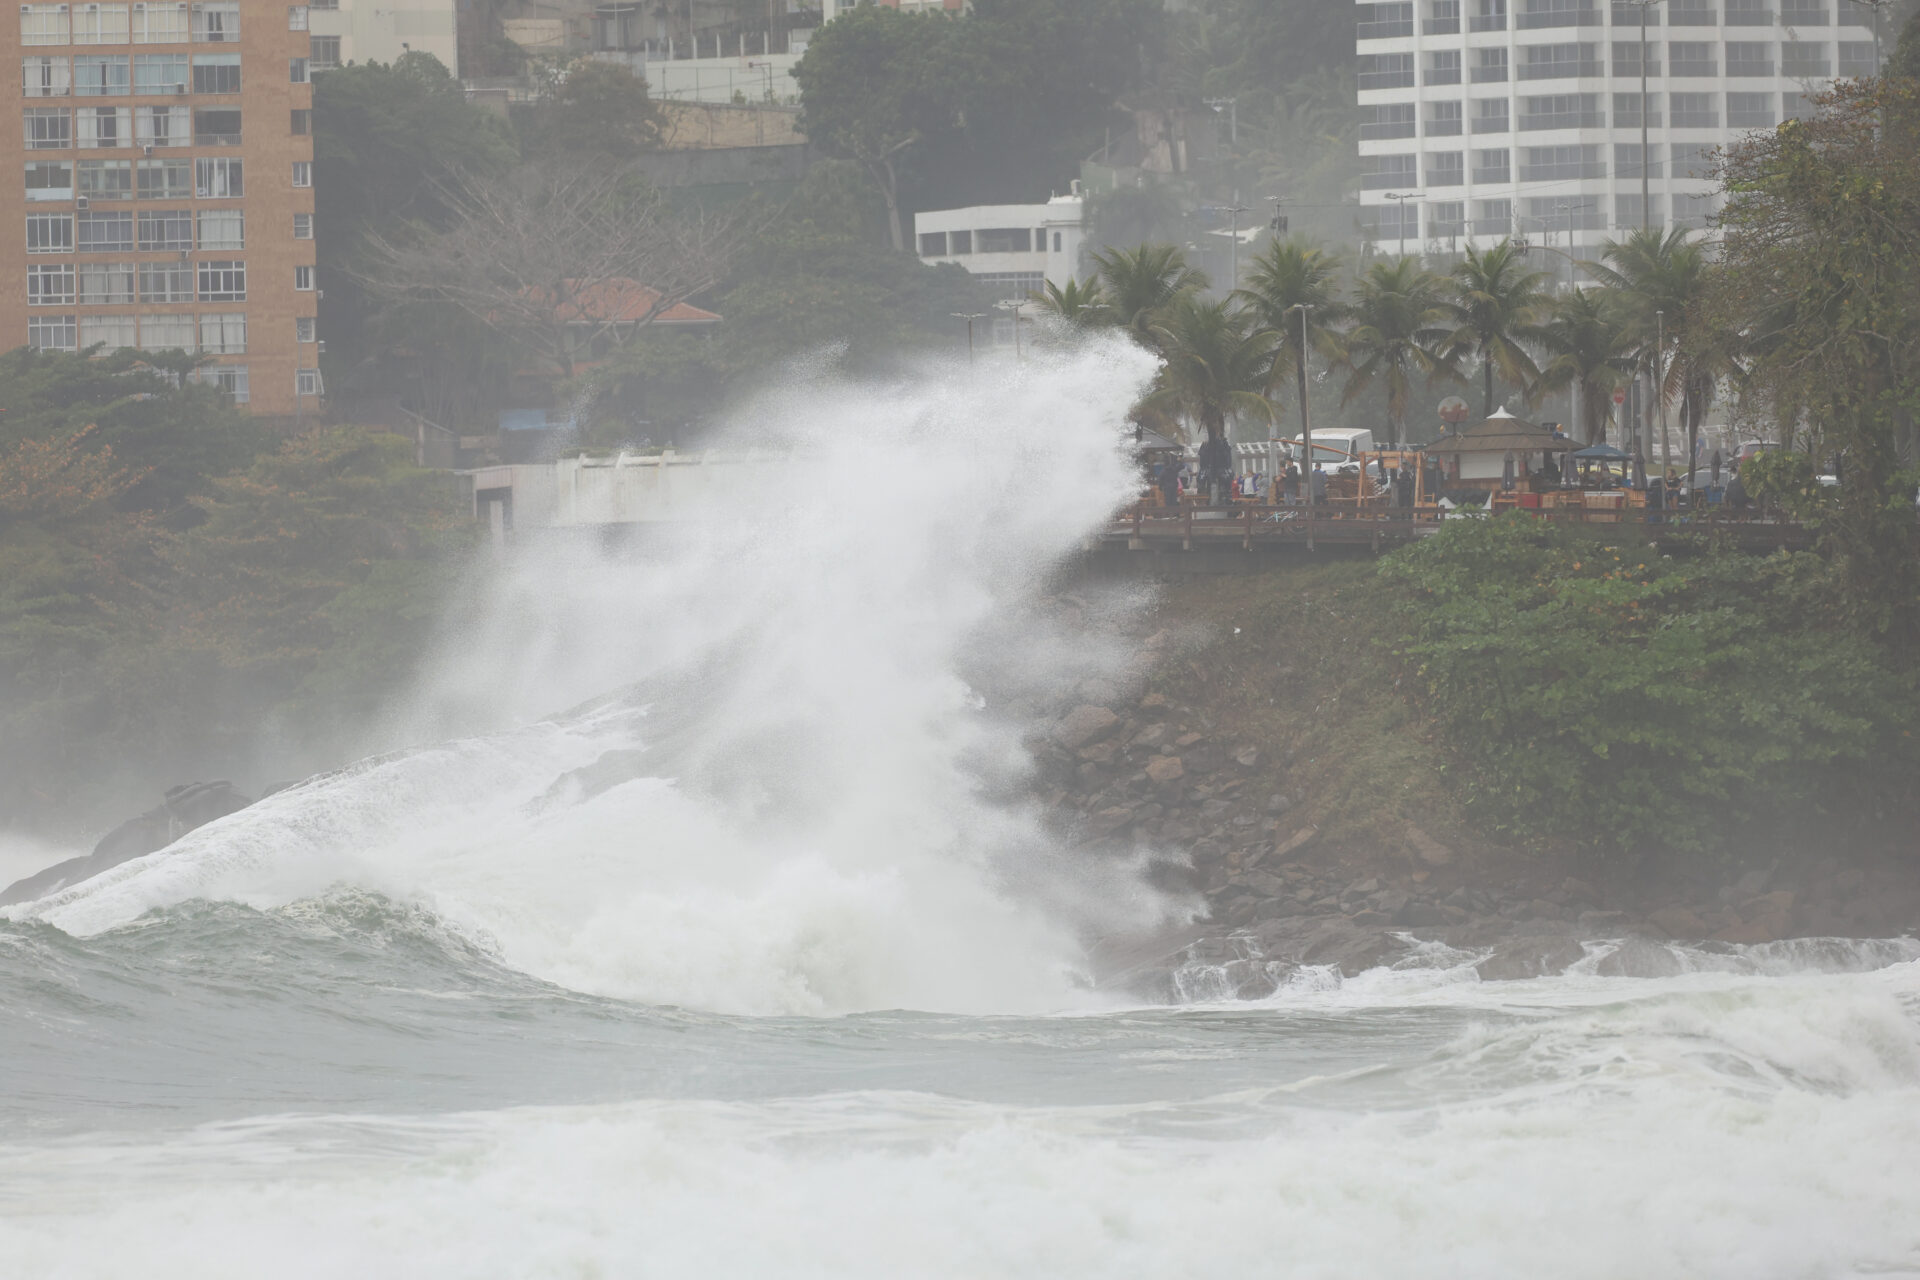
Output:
left=1091, top=244, right=1211, bottom=351
left=1443, top=240, right=1552, bottom=416
left=1586, top=226, right=1711, bottom=468
left=1142, top=293, right=1277, bottom=445
left=1231, top=237, right=1348, bottom=438
left=1531, top=288, right=1638, bottom=445
left=1030, top=276, right=1111, bottom=330
left=1339, top=257, right=1458, bottom=447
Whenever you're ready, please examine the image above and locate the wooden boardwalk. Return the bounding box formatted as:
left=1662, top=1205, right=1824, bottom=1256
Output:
left=1101, top=503, right=1818, bottom=555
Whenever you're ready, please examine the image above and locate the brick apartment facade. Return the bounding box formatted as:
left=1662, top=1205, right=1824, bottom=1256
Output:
left=6, top=1, right=318, bottom=415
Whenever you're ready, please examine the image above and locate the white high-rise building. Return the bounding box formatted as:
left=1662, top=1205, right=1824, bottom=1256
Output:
left=1354, top=0, right=1883, bottom=264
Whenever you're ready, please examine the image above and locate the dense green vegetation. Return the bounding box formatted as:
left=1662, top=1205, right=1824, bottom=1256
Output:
left=1383, top=517, right=1916, bottom=860
left=0, top=352, right=468, bottom=831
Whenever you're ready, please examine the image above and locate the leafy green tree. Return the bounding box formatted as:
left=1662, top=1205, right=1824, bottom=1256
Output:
left=1586, top=226, right=1716, bottom=469
left=1031, top=277, right=1112, bottom=331
left=1232, top=237, right=1348, bottom=438
left=1143, top=294, right=1276, bottom=444
left=512, top=60, right=664, bottom=161
left=1340, top=258, right=1456, bottom=447
left=1531, top=288, right=1637, bottom=445
left=1442, top=241, right=1551, bottom=416
left=1092, top=244, right=1211, bottom=351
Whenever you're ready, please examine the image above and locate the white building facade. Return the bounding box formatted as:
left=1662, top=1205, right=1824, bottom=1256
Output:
left=307, top=0, right=460, bottom=73
left=1354, top=0, right=1880, bottom=261
left=913, top=192, right=1087, bottom=302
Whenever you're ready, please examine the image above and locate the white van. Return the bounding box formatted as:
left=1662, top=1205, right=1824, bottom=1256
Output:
left=1287, top=428, right=1374, bottom=470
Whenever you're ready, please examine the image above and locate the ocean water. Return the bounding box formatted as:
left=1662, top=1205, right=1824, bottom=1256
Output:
left=5, top=347, right=1919, bottom=1277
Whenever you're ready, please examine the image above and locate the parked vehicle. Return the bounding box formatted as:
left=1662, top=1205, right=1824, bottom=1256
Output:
left=1285, top=428, right=1374, bottom=471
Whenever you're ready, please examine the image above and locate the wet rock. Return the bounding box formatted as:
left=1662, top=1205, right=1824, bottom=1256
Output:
left=1130, top=723, right=1171, bottom=752
left=1233, top=746, right=1261, bottom=770
left=1475, top=938, right=1587, bottom=980
left=1265, top=793, right=1293, bottom=816
left=1373, top=889, right=1412, bottom=919
left=1269, top=824, right=1319, bottom=862
left=1145, top=755, right=1186, bottom=784
left=1087, top=806, right=1136, bottom=838
left=1054, top=705, right=1120, bottom=749
left=1648, top=906, right=1708, bottom=938
left=1077, top=741, right=1118, bottom=764
left=1406, top=825, right=1455, bottom=868
left=1403, top=903, right=1463, bottom=927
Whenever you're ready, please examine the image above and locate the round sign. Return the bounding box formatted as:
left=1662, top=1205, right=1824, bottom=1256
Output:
left=1613, top=387, right=1628, bottom=406
left=1438, top=396, right=1470, bottom=424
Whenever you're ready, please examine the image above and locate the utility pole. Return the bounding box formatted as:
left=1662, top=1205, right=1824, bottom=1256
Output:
left=1383, top=192, right=1418, bottom=258
left=1267, top=194, right=1289, bottom=240
left=952, top=312, right=986, bottom=366
left=1655, top=308, right=1669, bottom=474
left=1225, top=203, right=1249, bottom=290
left=995, top=298, right=1028, bottom=363
left=1845, top=0, right=1891, bottom=76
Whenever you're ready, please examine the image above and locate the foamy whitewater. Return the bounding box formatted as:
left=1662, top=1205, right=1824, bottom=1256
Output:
left=4, top=347, right=1920, bottom=1278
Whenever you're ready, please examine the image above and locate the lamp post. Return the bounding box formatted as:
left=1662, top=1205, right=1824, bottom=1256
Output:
left=1619, top=0, right=1667, bottom=231
left=994, top=298, right=1028, bottom=363
left=1225, top=202, right=1249, bottom=290
left=1288, top=303, right=1314, bottom=488
left=951, top=312, right=986, bottom=366
left=1845, top=0, right=1891, bottom=77
left=1654, top=308, right=1668, bottom=473
left=1267, top=194, right=1289, bottom=240
left=1383, top=192, right=1419, bottom=258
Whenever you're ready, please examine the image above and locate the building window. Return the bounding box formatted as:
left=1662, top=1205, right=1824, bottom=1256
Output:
left=193, top=107, right=241, bottom=145
left=191, top=364, right=248, bottom=402
left=1780, top=41, right=1830, bottom=77
left=1667, top=0, right=1716, bottom=24
left=79, top=315, right=138, bottom=353
left=77, top=106, right=131, bottom=149
left=24, top=56, right=74, bottom=98
left=1428, top=200, right=1467, bottom=237
left=1727, top=91, right=1775, bottom=127
left=1615, top=141, right=1663, bottom=178
left=1521, top=144, right=1606, bottom=180
left=134, top=53, right=190, bottom=94
left=291, top=161, right=312, bottom=188
left=25, top=161, right=75, bottom=202
left=288, top=5, right=308, bottom=30
left=1518, top=92, right=1604, bottom=129
left=1614, top=91, right=1661, bottom=128
left=1426, top=50, right=1462, bottom=85
left=1724, top=0, right=1771, bottom=23
left=969, top=272, right=1046, bottom=304
left=946, top=230, right=971, bottom=254
left=1472, top=97, right=1511, bottom=132
left=1361, top=104, right=1417, bottom=140
left=1669, top=91, right=1718, bottom=127
left=295, top=368, right=323, bottom=397
left=309, top=0, right=336, bottom=8
left=75, top=55, right=132, bottom=96
left=199, top=312, right=246, bottom=354
left=1838, top=41, right=1875, bottom=78
left=135, top=104, right=190, bottom=147
left=1725, top=41, right=1776, bottom=76
left=195, top=156, right=243, bottom=197
left=21, top=4, right=70, bottom=44
left=28, top=316, right=78, bottom=352
left=136, top=157, right=191, bottom=199
left=1427, top=101, right=1464, bottom=136
left=290, top=108, right=311, bottom=135
left=138, top=314, right=195, bottom=350
left=1357, top=53, right=1416, bottom=90
left=1474, top=197, right=1513, bottom=235
left=1673, top=190, right=1718, bottom=228
left=1362, top=202, right=1419, bottom=243
left=75, top=3, right=133, bottom=43
left=1472, top=147, right=1512, bottom=183
left=1614, top=193, right=1665, bottom=228
left=294, top=264, right=314, bottom=290
left=1357, top=3, right=1416, bottom=38
left=26, top=213, right=74, bottom=253
left=1518, top=0, right=1598, bottom=27
left=1781, top=0, right=1830, bottom=20
left=77, top=262, right=136, bottom=305
left=1361, top=153, right=1419, bottom=190
left=197, top=259, right=244, bottom=301
left=1520, top=42, right=1603, bottom=80
left=296, top=316, right=317, bottom=342
left=133, top=2, right=190, bottom=42
left=1427, top=150, right=1466, bottom=185
left=1472, top=47, right=1509, bottom=82
left=1525, top=195, right=1604, bottom=231
left=292, top=212, right=313, bottom=239
left=192, top=52, right=240, bottom=93
left=1612, top=40, right=1661, bottom=78
left=309, top=35, right=341, bottom=69
left=78, top=159, right=135, bottom=199
left=138, top=261, right=194, bottom=302
left=191, top=1, right=238, bottom=41
left=197, top=208, right=243, bottom=250
left=25, top=108, right=71, bottom=150
left=289, top=58, right=309, bottom=83
left=1668, top=40, right=1716, bottom=76
left=27, top=263, right=76, bottom=306
left=77, top=209, right=135, bottom=251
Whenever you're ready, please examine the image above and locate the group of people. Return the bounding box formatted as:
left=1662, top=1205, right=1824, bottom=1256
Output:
left=1150, top=453, right=1329, bottom=509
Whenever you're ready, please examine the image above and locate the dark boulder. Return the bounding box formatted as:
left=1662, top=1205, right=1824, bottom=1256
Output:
left=1, top=781, right=252, bottom=906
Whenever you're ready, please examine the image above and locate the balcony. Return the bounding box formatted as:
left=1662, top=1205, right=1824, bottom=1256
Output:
left=1473, top=216, right=1515, bottom=234
left=1667, top=3, right=1717, bottom=23
left=1472, top=163, right=1514, bottom=182
left=1520, top=59, right=1606, bottom=79
left=1519, top=160, right=1608, bottom=179
left=1611, top=1, right=1661, bottom=21
left=1670, top=54, right=1719, bottom=75
left=1472, top=64, right=1511, bottom=81
left=1470, top=12, right=1510, bottom=29
left=1472, top=112, right=1512, bottom=131
left=1362, top=169, right=1419, bottom=190
left=1517, top=8, right=1601, bottom=28
left=1428, top=117, right=1465, bottom=135
left=1781, top=51, right=1831, bottom=76
left=1427, top=66, right=1464, bottom=84
left=1671, top=106, right=1719, bottom=126
left=1519, top=108, right=1607, bottom=128
left=1361, top=120, right=1419, bottom=139
left=1358, top=18, right=1417, bottom=38
left=193, top=131, right=242, bottom=146
left=1425, top=17, right=1463, bottom=32
left=1724, top=3, right=1775, bottom=23
left=1780, top=4, right=1830, bottom=22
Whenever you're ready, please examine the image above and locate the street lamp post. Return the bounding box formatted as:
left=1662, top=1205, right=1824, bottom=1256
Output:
left=994, top=298, right=1028, bottom=363
left=1655, top=307, right=1668, bottom=473
left=951, top=312, right=986, bottom=366
left=1620, top=0, right=1667, bottom=231
left=1383, top=192, right=1419, bottom=258
left=1288, top=303, right=1314, bottom=491
left=1225, top=202, right=1249, bottom=290
left=1845, top=0, right=1891, bottom=76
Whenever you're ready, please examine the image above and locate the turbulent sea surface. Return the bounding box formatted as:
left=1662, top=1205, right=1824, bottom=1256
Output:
left=6, top=349, right=1920, bottom=1276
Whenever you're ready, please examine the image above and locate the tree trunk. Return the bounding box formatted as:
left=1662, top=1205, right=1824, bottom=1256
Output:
left=872, top=156, right=905, bottom=254
left=1294, top=340, right=1310, bottom=439
left=1483, top=355, right=1495, bottom=416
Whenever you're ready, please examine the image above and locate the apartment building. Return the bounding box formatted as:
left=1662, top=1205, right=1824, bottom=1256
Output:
left=1354, top=0, right=1879, bottom=260
left=8, top=1, right=318, bottom=414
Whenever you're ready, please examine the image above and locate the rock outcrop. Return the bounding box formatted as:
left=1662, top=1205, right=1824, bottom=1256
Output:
left=0, top=781, right=252, bottom=906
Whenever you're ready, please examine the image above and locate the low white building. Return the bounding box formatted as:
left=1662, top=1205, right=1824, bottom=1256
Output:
left=913, top=191, right=1088, bottom=312
left=307, top=0, right=460, bottom=74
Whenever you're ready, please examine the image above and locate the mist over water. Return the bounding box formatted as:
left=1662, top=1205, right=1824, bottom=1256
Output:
left=5, top=348, right=1920, bottom=1277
